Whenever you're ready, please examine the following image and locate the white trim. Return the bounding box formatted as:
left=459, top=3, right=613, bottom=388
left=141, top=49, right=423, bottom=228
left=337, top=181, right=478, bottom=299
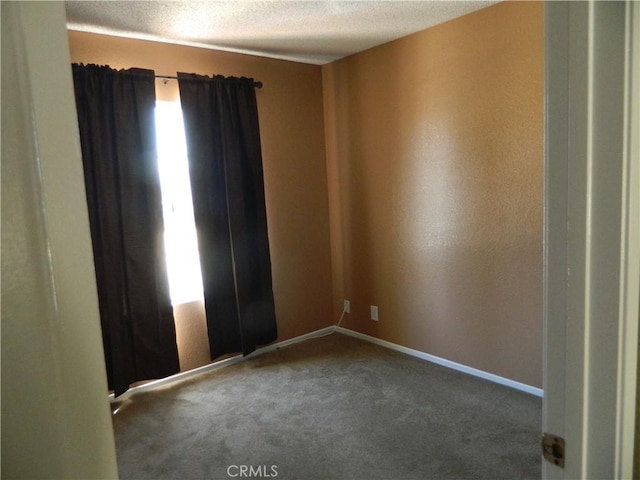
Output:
left=335, top=327, right=543, bottom=397
left=544, top=2, right=638, bottom=477
left=110, top=326, right=336, bottom=402
left=615, top=1, right=640, bottom=476
left=112, top=324, right=544, bottom=402
left=543, top=4, right=572, bottom=477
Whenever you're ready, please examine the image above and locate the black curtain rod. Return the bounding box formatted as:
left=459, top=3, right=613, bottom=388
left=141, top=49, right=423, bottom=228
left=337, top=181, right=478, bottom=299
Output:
left=155, top=74, right=263, bottom=89
left=72, top=64, right=263, bottom=88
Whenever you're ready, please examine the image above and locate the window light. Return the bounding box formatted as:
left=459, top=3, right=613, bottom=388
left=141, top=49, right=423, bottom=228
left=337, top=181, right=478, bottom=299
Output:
left=155, top=101, right=204, bottom=305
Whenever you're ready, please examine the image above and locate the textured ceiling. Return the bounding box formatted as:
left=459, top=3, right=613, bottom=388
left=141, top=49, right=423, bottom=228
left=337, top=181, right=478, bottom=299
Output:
left=65, top=1, right=500, bottom=65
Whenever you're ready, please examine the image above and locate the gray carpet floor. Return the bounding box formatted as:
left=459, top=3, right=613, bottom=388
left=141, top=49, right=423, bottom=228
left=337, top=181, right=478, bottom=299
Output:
left=111, top=332, right=541, bottom=479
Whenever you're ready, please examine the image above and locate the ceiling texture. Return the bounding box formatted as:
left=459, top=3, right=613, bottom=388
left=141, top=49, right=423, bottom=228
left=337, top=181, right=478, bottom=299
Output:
left=65, top=1, right=500, bottom=65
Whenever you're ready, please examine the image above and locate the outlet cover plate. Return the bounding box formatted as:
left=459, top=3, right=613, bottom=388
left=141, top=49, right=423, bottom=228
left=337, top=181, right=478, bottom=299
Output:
left=370, top=305, right=379, bottom=321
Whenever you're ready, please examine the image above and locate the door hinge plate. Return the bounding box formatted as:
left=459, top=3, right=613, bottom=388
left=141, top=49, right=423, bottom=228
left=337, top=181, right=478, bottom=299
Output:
left=542, top=433, right=565, bottom=468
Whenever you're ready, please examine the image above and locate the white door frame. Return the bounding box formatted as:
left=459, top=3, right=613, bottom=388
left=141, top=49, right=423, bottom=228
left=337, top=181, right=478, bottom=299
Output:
left=544, top=1, right=640, bottom=478
left=1, top=2, right=118, bottom=477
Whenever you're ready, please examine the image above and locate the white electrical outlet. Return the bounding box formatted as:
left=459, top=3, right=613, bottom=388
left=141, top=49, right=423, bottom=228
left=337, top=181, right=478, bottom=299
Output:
left=344, top=299, right=351, bottom=314
left=370, top=305, right=379, bottom=321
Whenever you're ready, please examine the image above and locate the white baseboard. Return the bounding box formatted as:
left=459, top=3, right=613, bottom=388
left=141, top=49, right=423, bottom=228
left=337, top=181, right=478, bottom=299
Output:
left=112, top=324, right=542, bottom=401
left=335, top=327, right=543, bottom=397
left=110, top=326, right=337, bottom=402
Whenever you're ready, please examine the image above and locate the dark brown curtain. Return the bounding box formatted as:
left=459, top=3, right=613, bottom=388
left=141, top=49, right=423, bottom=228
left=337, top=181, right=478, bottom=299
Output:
left=72, top=64, right=180, bottom=396
left=177, top=73, right=277, bottom=359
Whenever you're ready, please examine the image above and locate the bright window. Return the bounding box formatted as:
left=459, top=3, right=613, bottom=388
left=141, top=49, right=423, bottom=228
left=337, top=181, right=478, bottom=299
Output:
left=155, top=101, right=204, bottom=305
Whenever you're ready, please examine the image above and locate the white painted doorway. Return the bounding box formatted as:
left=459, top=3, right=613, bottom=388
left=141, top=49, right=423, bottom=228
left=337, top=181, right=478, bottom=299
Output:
left=543, top=1, right=640, bottom=478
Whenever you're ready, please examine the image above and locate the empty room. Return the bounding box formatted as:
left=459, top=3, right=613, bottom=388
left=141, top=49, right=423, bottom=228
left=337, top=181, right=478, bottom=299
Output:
left=3, top=1, right=638, bottom=479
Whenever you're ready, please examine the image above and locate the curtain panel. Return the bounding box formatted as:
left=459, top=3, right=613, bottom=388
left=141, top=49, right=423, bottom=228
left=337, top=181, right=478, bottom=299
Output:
left=177, top=73, right=277, bottom=359
left=72, top=64, right=180, bottom=396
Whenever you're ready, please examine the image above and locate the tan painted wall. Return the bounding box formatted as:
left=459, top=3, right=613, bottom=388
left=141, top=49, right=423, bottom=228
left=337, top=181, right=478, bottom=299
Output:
left=323, top=1, right=543, bottom=387
left=68, top=32, right=335, bottom=371
left=69, top=1, right=543, bottom=387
